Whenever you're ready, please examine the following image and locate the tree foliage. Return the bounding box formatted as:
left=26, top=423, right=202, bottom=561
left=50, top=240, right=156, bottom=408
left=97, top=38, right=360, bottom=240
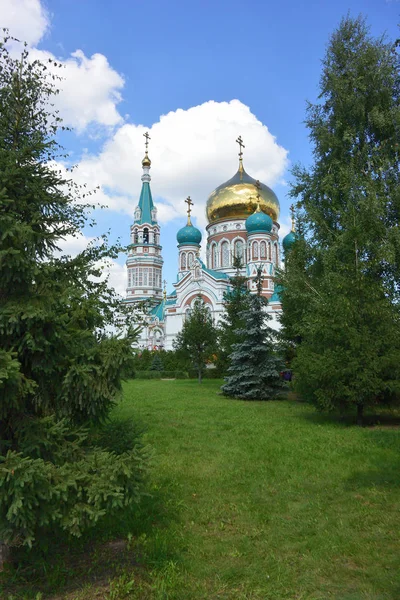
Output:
left=222, top=269, right=284, bottom=400
left=173, top=297, right=218, bottom=383
left=0, top=36, right=147, bottom=551
left=217, top=256, right=252, bottom=373
left=278, top=16, right=400, bottom=423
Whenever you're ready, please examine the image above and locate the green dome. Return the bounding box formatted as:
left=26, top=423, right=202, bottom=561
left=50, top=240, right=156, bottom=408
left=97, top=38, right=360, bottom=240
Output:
left=245, top=209, right=273, bottom=234
left=282, top=231, right=298, bottom=252
left=176, top=223, right=202, bottom=246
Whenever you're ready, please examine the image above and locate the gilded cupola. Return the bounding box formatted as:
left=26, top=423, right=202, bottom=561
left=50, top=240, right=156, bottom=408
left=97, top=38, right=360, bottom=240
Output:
left=206, top=136, right=280, bottom=224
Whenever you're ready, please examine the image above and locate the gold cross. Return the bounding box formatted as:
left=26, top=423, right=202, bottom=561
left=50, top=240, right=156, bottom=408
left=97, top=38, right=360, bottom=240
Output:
left=143, top=131, right=151, bottom=151
left=185, top=196, right=193, bottom=219
left=255, top=180, right=262, bottom=205
left=236, top=135, right=245, bottom=159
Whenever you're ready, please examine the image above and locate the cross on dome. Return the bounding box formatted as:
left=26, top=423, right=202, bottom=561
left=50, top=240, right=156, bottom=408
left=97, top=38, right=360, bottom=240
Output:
left=185, top=196, right=194, bottom=225
left=236, top=135, right=245, bottom=179
left=236, top=135, right=245, bottom=158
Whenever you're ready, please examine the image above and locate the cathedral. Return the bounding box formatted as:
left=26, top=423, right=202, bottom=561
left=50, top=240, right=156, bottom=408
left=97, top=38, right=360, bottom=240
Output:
left=125, top=134, right=295, bottom=350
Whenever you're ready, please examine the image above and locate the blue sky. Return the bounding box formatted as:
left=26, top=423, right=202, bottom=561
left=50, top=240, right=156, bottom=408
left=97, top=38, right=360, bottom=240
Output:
left=2, top=0, right=399, bottom=294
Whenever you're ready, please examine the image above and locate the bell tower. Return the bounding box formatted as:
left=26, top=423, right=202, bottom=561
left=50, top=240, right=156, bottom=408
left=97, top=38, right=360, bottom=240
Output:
left=126, top=132, right=163, bottom=304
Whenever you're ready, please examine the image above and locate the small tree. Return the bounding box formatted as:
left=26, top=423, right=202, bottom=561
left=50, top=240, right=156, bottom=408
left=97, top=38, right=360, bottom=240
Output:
left=222, top=267, right=284, bottom=400
left=218, top=256, right=252, bottom=373
left=0, top=36, right=147, bottom=559
left=150, top=353, right=164, bottom=372
left=173, top=296, right=218, bottom=383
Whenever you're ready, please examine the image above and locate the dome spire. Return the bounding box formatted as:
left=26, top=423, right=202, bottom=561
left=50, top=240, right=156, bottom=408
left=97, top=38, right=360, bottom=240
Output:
left=142, top=131, right=151, bottom=169
left=185, top=195, right=194, bottom=226
left=236, top=135, right=245, bottom=180
left=255, top=180, right=262, bottom=212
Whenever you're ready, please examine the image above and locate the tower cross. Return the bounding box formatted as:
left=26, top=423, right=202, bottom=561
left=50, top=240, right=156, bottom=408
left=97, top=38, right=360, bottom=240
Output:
left=143, top=131, right=151, bottom=151
left=255, top=180, right=262, bottom=208
left=185, top=196, right=194, bottom=223
left=236, top=135, right=245, bottom=159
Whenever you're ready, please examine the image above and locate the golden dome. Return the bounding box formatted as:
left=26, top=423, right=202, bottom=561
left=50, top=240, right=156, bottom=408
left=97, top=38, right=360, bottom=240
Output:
left=206, top=162, right=280, bottom=223
left=142, top=152, right=151, bottom=167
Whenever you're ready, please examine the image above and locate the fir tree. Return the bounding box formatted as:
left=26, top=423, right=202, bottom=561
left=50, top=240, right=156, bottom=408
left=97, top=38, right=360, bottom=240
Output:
left=150, top=353, right=164, bottom=372
left=279, top=16, right=400, bottom=424
left=218, top=256, right=252, bottom=373
left=222, top=267, right=284, bottom=400
left=0, top=37, right=147, bottom=559
left=173, top=296, right=218, bottom=383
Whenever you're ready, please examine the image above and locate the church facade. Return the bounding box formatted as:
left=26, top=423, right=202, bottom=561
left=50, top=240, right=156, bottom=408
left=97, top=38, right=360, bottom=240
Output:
left=125, top=135, right=292, bottom=351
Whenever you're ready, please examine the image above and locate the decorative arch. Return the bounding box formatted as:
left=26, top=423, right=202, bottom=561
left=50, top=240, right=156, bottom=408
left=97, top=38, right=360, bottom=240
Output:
left=211, top=243, right=218, bottom=269
left=234, top=238, right=244, bottom=261
left=260, top=241, right=267, bottom=259
left=221, top=241, right=230, bottom=267
left=252, top=241, right=259, bottom=260
left=188, top=252, right=194, bottom=267
left=180, top=252, right=187, bottom=270
left=274, top=242, right=279, bottom=265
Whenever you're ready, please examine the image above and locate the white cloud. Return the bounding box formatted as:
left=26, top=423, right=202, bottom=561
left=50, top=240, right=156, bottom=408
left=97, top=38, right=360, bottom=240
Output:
left=55, top=232, right=94, bottom=257
left=74, top=99, right=289, bottom=226
left=2, top=0, right=124, bottom=131
left=54, top=232, right=126, bottom=297
left=279, top=214, right=292, bottom=242
left=29, top=48, right=124, bottom=132
left=0, top=0, right=49, bottom=46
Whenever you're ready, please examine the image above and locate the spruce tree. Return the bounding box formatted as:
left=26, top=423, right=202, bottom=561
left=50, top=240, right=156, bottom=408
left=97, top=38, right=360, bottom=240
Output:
left=218, top=256, right=252, bottom=373
left=222, top=268, right=284, bottom=400
left=150, top=353, right=164, bottom=372
left=0, top=36, right=147, bottom=558
left=279, top=16, right=400, bottom=424
left=173, top=296, right=217, bottom=383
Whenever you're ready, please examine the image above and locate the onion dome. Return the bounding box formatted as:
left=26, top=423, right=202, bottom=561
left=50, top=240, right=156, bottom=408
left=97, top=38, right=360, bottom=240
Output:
left=142, top=152, right=151, bottom=167
left=282, top=230, right=298, bottom=252
left=246, top=205, right=273, bottom=234
left=176, top=222, right=202, bottom=246
left=283, top=204, right=298, bottom=252
left=206, top=160, right=280, bottom=224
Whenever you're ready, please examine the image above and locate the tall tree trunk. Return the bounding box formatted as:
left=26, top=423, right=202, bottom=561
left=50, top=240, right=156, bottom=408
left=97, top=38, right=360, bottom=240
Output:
left=357, top=403, right=364, bottom=426
left=198, top=368, right=202, bottom=384
left=0, top=542, right=10, bottom=571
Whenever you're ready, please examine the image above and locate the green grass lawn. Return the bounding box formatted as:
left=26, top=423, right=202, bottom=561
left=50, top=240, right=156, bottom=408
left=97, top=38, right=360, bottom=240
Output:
left=3, top=379, right=400, bottom=599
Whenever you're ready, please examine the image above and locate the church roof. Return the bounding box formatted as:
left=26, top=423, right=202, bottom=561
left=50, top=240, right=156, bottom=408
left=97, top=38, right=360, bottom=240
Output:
left=135, top=181, right=156, bottom=225
left=200, top=260, right=230, bottom=280
left=149, top=301, right=165, bottom=320
left=269, top=284, right=283, bottom=303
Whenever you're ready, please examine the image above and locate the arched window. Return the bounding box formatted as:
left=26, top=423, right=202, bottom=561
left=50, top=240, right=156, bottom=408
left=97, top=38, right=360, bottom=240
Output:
left=188, top=252, right=194, bottom=267
left=143, top=227, right=149, bottom=244
left=181, top=252, right=186, bottom=270
left=253, top=241, right=258, bottom=260
left=260, top=241, right=267, bottom=259
left=134, top=229, right=138, bottom=244
left=221, top=241, right=230, bottom=267
left=234, top=239, right=244, bottom=260
left=212, top=244, right=217, bottom=269
left=268, top=242, right=271, bottom=260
